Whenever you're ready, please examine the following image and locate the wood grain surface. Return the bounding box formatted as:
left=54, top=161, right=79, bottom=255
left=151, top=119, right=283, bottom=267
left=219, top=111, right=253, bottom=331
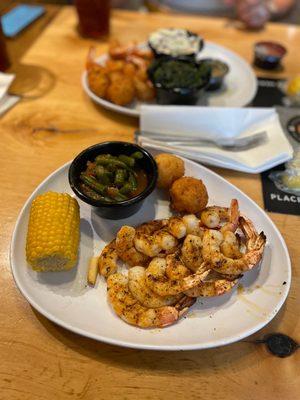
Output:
left=0, top=7, right=299, bottom=400
left=1, top=2, right=60, bottom=66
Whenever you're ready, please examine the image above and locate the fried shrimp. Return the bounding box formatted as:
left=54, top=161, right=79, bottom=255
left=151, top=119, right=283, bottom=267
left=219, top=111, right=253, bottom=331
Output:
left=133, top=78, right=155, bottom=101
left=86, top=48, right=109, bottom=98
left=184, top=271, right=239, bottom=297
left=107, top=273, right=195, bottom=328
left=116, top=226, right=149, bottom=267
left=128, top=266, right=183, bottom=308
left=98, top=240, right=118, bottom=278
left=170, top=177, right=208, bottom=214
left=106, top=76, right=135, bottom=106
left=155, top=154, right=185, bottom=189
left=145, top=257, right=209, bottom=296
left=202, top=217, right=266, bottom=275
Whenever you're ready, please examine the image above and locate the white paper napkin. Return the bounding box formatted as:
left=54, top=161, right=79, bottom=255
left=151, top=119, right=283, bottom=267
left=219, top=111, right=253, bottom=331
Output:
left=138, top=106, right=294, bottom=173
left=0, top=72, right=20, bottom=116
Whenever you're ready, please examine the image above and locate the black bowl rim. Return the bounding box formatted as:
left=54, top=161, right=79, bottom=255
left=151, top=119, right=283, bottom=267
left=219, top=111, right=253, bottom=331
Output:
left=148, top=58, right=211, bottom=94
left=68, top=141, right=158, bottom=208
left=198, top=58, right=230, bottom=77
left=254, top=41, right=287, bottom=57
left=148, top=28, right=204, bottom=58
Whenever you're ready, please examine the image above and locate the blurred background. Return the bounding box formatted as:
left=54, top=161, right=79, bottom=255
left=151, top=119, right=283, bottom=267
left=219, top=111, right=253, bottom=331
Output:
left=1, top=0, right=299, bottom=26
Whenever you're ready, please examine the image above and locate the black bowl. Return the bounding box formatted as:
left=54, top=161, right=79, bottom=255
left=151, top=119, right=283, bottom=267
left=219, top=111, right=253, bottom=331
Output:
left=68, top=142, right=158, bottom=220
left=148, top=29, right=204, bottom=60
left=148, top=58, right=211, bottom=105
left=199, top=58, right=229, bottom=91
left=254, top=41, right=287, bottom=70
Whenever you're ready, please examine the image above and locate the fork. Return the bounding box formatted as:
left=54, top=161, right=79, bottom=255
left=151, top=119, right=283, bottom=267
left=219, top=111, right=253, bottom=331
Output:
left=136, top=130, right=268, bottom=151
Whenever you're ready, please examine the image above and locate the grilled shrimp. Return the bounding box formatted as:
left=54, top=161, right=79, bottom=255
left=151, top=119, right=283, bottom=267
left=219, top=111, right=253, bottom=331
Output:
left=184, top=271, right=239, bottom=297
left=167, top=215, right=204, bottom=239
left=165, top=253, right=191, bottom=280
left=128, top=266, right=183, bottom=308
left=181, top=234, right=205, bottom=272
left=134, top=231, right=161, bottom=257
left=107, top=273, right=195, bottom=328
left=182, top=214, right=205, bottom=237
left=98, top=240, right=118, bottom=278
left=116, top=226, right=149, bottom=267
left=145, top=257, right=209, bottom=296
left=202, top=216, right=266, bottom=275
left=136, top=219, right=168, bottom=235
left=167, top=217, right=187, bottom=239
left=154, top=230, right=179, bottom=253
left=200, top=199, right=239, bottom=233
left=220, top=231, right=243, bottom=259
left=134, top=228, right=178, bottom=257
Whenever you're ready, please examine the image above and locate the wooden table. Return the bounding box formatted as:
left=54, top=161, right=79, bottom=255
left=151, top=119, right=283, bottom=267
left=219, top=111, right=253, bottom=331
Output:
left=1, top=2, right=60, bottom=66
left=1, top=7, right=299, bottom=400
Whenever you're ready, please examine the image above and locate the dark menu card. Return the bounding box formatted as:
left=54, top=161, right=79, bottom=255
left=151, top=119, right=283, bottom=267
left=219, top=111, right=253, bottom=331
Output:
left=251, top=77, right=287, bottom=108
left=251, top=78, right=300, bottom=215
left=261, top=165, right=299, bottom=216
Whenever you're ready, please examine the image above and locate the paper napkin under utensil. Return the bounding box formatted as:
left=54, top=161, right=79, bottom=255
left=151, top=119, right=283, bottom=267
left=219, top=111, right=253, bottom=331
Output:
left=0, top=72, right=20, bottom=117
left=138, top=106, right=293, bottom=174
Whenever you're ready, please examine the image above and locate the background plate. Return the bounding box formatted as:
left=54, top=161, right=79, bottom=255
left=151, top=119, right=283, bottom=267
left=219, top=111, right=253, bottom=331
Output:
left=82, top=41, right=257, bottom=117
left=10, top=158, right=290, bottom=350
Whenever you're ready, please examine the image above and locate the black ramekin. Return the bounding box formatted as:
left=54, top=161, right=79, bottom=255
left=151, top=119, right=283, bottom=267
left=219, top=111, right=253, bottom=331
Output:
left=148, top=29, right=204, bottom=60
left=68, top=141, right=158, bottom=220
left=200, top=58, right=229, bottom=91
left=148, top=58, right=211, bottom=105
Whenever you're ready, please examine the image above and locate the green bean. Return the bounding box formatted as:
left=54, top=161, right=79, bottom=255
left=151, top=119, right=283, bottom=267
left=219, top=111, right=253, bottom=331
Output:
left=95, top=154, right=114, bottom=164
left=114, top=193, right=128, bottom=202
left=128, top=172, right=138, bottom=191
left=80, top=184, right=106, bottom=201
left=119, top=182, right=133, bottom=195
left=118, top=154, right=135, bottom=168
left=114, top=169, right=127, bottom=186
left=80, top=182, right=112, bottom=203
left=80, top=174, right=106, bottom=195
left=95, top=166, right=113, bottom=185
left=96, top=157, right=137, bottom=175
left=106, top=186, right=128, bottom=201
left=131, top=151, right=143, bottom=160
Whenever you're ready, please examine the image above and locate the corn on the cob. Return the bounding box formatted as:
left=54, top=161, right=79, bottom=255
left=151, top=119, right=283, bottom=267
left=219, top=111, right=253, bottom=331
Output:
left=26, top=192, right=80, bottom=271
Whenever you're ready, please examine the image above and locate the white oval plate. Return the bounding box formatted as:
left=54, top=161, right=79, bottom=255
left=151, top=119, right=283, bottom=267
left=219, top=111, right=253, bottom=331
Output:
left=82, top=41, right=257, bottom=117
left=10, top=158, right=290, bottom=351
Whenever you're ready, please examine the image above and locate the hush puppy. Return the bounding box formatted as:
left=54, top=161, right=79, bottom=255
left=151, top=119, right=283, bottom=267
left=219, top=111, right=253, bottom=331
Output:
left=170, top=176, right=208, bottom=214
left=155, top=153, right=185, bottom=189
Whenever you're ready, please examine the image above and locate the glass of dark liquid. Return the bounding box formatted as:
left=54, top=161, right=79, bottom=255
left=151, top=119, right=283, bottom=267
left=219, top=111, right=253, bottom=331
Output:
left=0, top=19, right=10, bottom=71
left=75, top=0, right=110, bottom=39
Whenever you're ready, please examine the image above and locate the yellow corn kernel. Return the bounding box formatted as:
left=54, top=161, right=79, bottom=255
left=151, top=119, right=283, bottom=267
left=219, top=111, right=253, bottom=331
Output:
left=26, top=192, right=80, bottom=271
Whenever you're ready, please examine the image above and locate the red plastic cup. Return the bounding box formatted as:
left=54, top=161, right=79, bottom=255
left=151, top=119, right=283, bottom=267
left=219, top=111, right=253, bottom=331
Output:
left=75, top=0, right=110, bottom=39
left=0, top=20, right=10, bottom=71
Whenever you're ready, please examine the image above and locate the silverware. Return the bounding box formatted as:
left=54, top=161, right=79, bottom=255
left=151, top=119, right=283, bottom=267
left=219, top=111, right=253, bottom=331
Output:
left=136, top=130, right=268, bottom=151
